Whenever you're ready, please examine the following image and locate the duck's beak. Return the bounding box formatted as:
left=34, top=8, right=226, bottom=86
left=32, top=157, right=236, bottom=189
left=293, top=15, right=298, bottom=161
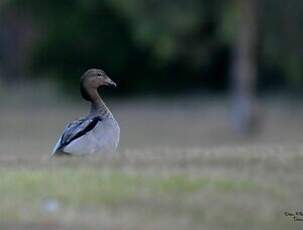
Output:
left=105, top=78, right=117, bottom=87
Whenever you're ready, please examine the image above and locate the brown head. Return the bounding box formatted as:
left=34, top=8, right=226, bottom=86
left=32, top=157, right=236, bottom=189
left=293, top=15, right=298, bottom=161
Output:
left=80, top=68, right=116, bottom=101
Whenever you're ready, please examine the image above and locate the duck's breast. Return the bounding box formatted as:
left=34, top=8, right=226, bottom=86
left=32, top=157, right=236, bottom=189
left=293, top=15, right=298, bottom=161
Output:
left=93, top=116, right=120, bottom=153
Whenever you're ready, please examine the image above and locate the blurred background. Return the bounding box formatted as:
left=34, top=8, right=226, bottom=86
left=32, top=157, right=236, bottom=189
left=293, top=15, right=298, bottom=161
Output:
left=1, top=0, right=303, bottom=136
left=1, top=0, right=303, bottom=229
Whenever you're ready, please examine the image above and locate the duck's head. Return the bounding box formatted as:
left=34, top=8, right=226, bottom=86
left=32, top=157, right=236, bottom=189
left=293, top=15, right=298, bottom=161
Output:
left=80, top=68, right=116, bottom=100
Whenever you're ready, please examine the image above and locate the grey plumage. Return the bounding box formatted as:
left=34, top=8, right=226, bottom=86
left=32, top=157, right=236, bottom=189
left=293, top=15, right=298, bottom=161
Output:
left=51, top=68, right=120, bottom=158
left=52, top=116, right=102, bottom=156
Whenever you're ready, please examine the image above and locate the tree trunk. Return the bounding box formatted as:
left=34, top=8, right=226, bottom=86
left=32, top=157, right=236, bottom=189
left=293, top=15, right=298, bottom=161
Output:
left=231, top=0, right=260, bottom=135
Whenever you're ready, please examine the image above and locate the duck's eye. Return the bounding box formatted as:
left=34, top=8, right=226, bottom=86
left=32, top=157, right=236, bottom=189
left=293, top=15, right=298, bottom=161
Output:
left=97, top=73, right=101, bottom=77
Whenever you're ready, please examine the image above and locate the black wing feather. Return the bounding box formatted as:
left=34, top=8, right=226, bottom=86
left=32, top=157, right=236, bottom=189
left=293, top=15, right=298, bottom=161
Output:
left=56, top=116, right=102, bottom=153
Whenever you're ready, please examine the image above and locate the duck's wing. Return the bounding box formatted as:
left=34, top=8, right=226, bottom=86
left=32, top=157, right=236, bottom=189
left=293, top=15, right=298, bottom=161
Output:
left=51, top=116, right=102, bottom=157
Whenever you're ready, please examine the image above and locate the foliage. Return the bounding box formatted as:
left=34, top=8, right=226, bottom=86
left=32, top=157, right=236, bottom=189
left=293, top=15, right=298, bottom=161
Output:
left=259, top=0, right=303, bottom=89
left=2, top=0, right=303, bottom=94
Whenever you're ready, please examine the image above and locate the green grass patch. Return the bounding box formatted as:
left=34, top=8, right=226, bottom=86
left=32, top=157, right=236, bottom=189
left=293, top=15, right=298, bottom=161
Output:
left=0, top=168, right=257, bottom=220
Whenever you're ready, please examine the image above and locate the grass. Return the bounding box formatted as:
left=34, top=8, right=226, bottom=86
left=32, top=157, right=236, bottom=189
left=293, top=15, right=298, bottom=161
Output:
left=0, top=98, right=303, bottom=229
left=0, top=147, right=300, bottom=230
left=0, top=168, right=257, bottom=208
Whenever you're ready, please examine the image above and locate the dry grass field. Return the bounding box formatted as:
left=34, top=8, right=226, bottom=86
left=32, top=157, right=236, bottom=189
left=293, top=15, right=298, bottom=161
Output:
left=0, top=87, right=303, bottom=229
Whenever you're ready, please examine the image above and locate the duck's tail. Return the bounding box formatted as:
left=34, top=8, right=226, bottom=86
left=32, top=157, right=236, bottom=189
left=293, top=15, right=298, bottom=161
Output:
left=49, top=149, right=60, bottom=159
left=50, top=137, right=62, bottom=159
left=49, top=149, right=72, bottom=160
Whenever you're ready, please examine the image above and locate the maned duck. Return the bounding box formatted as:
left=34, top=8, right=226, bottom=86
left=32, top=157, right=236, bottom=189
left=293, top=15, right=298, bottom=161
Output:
left=51, top=68, right=120, bottom=157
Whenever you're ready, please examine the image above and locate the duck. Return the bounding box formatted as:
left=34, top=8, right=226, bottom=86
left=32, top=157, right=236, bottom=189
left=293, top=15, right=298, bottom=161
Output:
left=51, top=68, right=120, bottom=157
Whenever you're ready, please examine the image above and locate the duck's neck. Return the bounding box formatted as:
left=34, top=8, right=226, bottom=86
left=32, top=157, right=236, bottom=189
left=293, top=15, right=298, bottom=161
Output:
left=88, top=89, right=111, bottom=117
